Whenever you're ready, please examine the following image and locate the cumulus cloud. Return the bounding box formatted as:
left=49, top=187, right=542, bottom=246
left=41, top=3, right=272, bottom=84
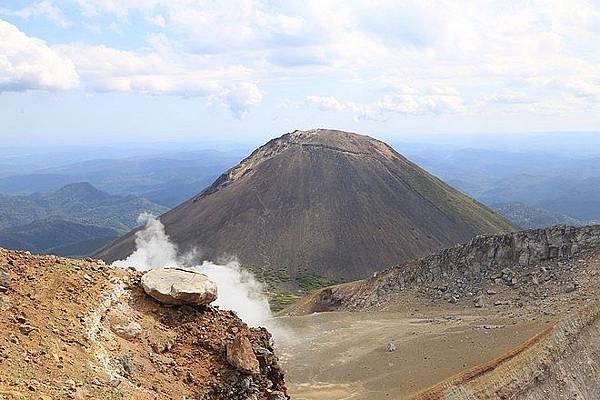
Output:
left=377, top=93, right=463, bottom=115
left=3, top=0, right=600, bottom=120
left=56, top=42, right=263, bottom=116
left=305, top=95, right=378, bottom=120
left=0, top=19, right=79, bottom=92
left=221, top=83, right=263, bottom=119
left=305, top=85, right=464, bottom=119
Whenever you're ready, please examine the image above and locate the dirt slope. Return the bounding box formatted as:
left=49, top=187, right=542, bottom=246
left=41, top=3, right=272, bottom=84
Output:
left=0, top=248, right=288, bottom=400
left=95, top=129, right=515, bottom=285
left=411, top=303, right=600, bottom=400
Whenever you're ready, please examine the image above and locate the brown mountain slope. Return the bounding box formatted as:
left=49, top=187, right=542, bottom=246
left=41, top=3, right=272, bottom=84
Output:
left=95, top=129, right=516, bottom=284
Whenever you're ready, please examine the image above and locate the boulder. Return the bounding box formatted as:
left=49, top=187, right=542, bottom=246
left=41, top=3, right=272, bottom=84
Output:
left=226, top=335, right=260, bottom=375
left=268, top=392, right=288, bottom=400
left=141, top=268, right=217, bottom=306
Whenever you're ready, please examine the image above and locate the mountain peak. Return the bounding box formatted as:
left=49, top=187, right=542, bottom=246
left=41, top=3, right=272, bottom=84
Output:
left=96, top=129, right=516, bottom=285
left=198, top=129, right=399, bottom=198
left=261, top=128, right=397, bottom=159
left=51, top=182, right=109, bottom=201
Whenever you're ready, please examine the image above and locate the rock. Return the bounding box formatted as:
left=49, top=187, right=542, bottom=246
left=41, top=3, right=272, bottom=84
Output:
left=501, top=268, right=514, bottom=284
left=268, top=391, right=287, bottom=400
left=564, top=282, right=577, bottom=293
left=226, top=335, right=260, bottom=375
left=0, top=270, right=10, bottom=292
left=474, top=295, right=484, bottom=308
left=111, top=321, right=143, bottom=340
left=150, top=337, right=175, bottom=354
left=386, top=342, right=397, bottom=352
left=114, top=355, right=134, bottom=378
left=141, top=268, right=217, bottom=306
left=486, top=289, right=497, bottom=295
left=19, top=325, right=35, bottom=335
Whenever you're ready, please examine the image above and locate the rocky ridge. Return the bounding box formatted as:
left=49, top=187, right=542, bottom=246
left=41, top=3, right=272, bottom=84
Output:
left=0, top=248, right=288, bottom=399
left=289, top=225, right=600, bottom=313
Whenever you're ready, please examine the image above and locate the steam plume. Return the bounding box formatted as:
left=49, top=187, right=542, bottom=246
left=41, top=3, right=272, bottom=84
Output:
left=113, top=213, right=273, bottom=328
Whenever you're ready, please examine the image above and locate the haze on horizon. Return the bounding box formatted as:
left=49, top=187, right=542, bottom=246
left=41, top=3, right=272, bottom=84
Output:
left=1, top=0, right=600, bottom=146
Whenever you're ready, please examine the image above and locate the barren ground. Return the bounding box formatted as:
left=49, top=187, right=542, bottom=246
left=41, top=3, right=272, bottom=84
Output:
left=276, top=309, right=549, bottom=400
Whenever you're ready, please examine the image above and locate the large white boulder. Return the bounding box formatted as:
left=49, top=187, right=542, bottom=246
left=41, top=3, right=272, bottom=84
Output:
left=141, top=268, right=218, bottom=306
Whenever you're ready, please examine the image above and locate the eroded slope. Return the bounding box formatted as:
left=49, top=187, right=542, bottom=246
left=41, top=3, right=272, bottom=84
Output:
left=0, top=248, right=288, bottom=400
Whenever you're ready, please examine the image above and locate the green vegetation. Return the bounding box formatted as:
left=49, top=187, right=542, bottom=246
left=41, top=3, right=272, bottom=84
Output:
left=268, top=289, right=302, bottom=313
left=297, top=273, right=339, bottom=294
left=0, top=182, right=166, bottom=257
left=254, top=267, right=291, bottom=286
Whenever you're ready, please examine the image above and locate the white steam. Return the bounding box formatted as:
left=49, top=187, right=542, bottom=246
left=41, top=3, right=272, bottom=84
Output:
left=113, top=213, right=273, bottom=328
left=113, top=213, right=176, bottom=270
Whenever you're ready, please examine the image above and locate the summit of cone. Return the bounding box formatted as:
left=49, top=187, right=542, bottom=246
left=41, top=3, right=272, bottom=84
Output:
left=95, top=129, right=516, bottom=286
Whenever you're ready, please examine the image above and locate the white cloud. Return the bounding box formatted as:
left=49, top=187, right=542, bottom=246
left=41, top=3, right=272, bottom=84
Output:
left=377, top=93, right=463, bottom=115
left=55, top=42, right=262, bottom=117
left=305, top=95, right=377, bottom=120
left=3, top=0, right=600, bottom=121
left=220, top=82, right=263, bottom=119
left=305, top=85, right=464, bottom=119
left=0, top=19, right=79, bottom=92
left=0, top=1, right=71, bottom=28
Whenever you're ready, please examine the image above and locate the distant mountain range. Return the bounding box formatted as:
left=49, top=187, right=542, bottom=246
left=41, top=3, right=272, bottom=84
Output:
left=0, top=150, right=242, bottom=207
left=1, top=137, right=598, bottom=259
left=0, top=183, right=167, bottom=256
left=491, top=202, right=589, bottom=229
left=395, top=143, right=600, bottom=222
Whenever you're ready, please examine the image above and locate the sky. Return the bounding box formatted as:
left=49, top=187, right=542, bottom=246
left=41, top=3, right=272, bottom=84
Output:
left=1, top=0, right=600, bottom=146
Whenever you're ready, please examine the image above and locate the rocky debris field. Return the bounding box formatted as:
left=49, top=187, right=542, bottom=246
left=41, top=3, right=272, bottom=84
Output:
left=291, top=225, right=600, bottom=314
left=0, top=248, right=288, bottom=400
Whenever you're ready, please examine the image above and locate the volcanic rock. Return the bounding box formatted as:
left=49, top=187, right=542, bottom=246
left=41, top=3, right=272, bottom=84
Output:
left=0, top=247, right=289, bottom=399
left=111, top=321, right=143, bottom=340
left=140, top=267, right=217, bottom=306
left=227, top=335, right=260, bottom=375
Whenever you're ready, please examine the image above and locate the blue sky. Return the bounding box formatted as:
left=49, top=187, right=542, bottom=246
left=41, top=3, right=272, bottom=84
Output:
left=1, top=0, right=600, bottom=145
